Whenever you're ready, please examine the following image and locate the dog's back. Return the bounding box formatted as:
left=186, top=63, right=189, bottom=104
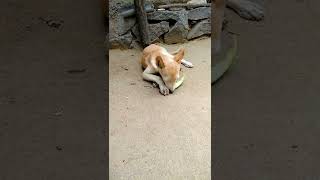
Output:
left=140, top=44, right=166, bottom=69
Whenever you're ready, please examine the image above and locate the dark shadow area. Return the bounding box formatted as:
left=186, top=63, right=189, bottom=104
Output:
left=0, top=0, right=107, bottom=179
left=213, top=0, right=320, bottom=179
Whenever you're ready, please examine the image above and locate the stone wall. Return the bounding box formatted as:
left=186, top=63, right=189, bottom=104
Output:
left=109, top=0, right=211, bottom=49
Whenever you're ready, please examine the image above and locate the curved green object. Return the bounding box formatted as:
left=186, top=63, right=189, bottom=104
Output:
left=212, top=35, right=238, bottom=84
left=174, top=75, right=185, bottom=89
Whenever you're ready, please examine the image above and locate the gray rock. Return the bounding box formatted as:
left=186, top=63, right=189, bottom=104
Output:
left=109, top=0, right=134, bottom=18
left=110, top=16, right=136, bottom=36
left=169, top=7, right=186, bottom=11
left=109, top=21, right=117, bottom=40
left=187, top=0, right=207, bottom=5
left=187, top=19, right=211, bottom=40
left=110, top=32, right=133, bottom=49
left=119, top=2, right=154, bottom=17
left=164, top=22, right=188, bottom=44
left=132, top=21, right=170, bottom=43
left=149, top=21, right=170, bottom=43
left=129, top=40, right=142, bottom=49
left=147, top=9, right=189, bottom=29
left=148, top=0, right=189, bottom=6
left=109, top=0, right=136, bottom=40
left=123, top=17, right=136, bottom=35
left=131, top=24, right=139, bottom=40
left=188, top=7, right=211, bottom=20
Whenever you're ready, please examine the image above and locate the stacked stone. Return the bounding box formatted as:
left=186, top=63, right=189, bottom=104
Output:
left=109, top=0, right=212, bottom=49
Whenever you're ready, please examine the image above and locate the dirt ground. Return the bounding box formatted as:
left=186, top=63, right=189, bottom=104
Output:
left=109, top=38, right=211, bottom=179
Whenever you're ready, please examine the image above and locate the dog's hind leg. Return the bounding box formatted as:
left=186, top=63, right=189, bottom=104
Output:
left=170, top=49, right=194, bottom=68
left=142, top=66, right=170, bottom=95
left=181, top=59, right=194, bottom=68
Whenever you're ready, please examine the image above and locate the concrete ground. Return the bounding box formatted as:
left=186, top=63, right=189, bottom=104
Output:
left=213, top=0, right=320, bottom=179
left=109, top=38, right=211, bottom=179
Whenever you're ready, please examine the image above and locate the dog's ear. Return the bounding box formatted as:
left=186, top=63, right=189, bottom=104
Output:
left=174, top=48, right=185, bottom=63
left=156, top=56, right=165, bottom=69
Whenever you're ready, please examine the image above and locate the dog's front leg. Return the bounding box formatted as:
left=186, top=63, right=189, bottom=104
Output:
left=142, top=67, right=169, bottom=96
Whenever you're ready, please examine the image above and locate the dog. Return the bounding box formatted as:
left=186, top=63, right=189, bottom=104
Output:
left=140, top=44, right=193, bottom=96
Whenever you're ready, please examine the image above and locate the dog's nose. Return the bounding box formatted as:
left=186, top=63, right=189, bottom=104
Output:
left=169, top=87, right=175, bottom=92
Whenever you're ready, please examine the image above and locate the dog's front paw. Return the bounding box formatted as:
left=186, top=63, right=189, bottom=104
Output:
left=159, top=85, right=170, bottom=96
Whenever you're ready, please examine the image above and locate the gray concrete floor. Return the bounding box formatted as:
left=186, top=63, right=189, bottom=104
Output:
left=213, top=0, right=320, bottom=179
left=109, top=38, right=211, bottom=179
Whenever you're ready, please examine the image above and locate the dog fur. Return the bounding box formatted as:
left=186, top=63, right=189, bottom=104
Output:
left=141, top=44, right=193, bottom=96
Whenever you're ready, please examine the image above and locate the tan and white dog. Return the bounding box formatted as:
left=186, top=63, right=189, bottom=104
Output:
left=141, top=44, right=193, bottom=96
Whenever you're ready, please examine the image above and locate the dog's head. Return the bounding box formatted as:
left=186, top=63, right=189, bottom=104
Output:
left=156, top=48, right=185, bottom=92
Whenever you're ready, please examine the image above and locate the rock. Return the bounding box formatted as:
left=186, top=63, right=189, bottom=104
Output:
left=109, top=0, right=136, bottom=40
left=187, top=0, right=207, bottom=4
left=119, top=2, right=154, bottom=17
left=109, top=0, right=134, bottom=18
left=169, top=7, right=186, bottom=11
left=121, top=17, right=136, bottom=35
left=187, top=19, right=211, bottom=40
left=110, top=16, right=136, bottom=36
left=188, top=7, right=211, bottom=20
left=189, top=20, right=198, bottom=26
left=129, top=40, right=142, bottom=49
left=132, top=21, right=170, bottom=43
left=147, top=9, right=188, bottom=29
left=149, top=21, right=170, bottom=43
left=148, top=0, right=189, bottom=6
left=110, top=32, right=133, bottom=49
left=164, top=22, right=188, bottom=44
left=131, top=24, right=139, bottom=40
